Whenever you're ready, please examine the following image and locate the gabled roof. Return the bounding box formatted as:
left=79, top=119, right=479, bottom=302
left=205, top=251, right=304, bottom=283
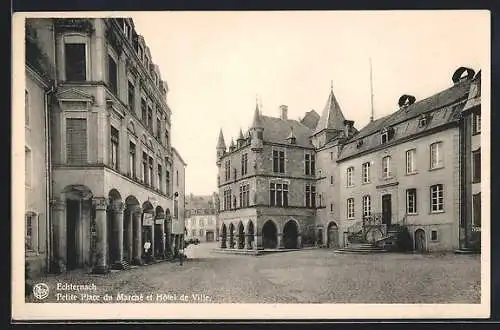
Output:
left=312, top=87, right=347, bottom=135
left=338, top=79, right=473, bottom=161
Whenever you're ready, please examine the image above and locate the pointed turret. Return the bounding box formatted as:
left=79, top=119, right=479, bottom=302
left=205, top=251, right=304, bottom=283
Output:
left=251, top=103, right=263, bottom=129
left=312, top=82, right=347, bottom=135
left=229, top=138, right=236, bottom=151
left=216, top=128, right=226, bottom=165
left=237, top=128, right=245, bottom=148
left=250, top=102, right=264, bottom=151
left=311, top=82, right=351, bottom=147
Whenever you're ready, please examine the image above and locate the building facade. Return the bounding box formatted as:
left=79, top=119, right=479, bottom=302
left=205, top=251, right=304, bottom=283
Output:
left=216, top=66, right=481, bottom=252
left=24, top=17, right=186, bottom=275
left=185, top=193, right=219, bottom=242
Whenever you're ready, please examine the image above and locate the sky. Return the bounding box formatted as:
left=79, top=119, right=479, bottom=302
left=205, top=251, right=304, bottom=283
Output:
left=130, top=11, right=489, bottom=196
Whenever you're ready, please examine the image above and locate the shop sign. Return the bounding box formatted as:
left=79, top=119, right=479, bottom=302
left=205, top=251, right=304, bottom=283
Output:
left=143, top=213, right=154, bottom=226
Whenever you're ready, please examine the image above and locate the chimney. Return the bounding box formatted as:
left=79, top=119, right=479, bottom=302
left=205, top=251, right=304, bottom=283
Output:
left=279, top=105, right=288, bottom=120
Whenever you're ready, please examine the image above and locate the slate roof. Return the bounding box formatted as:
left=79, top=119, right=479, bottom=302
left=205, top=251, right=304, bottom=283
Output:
left=312, top=88, right=347, bottom=135
left=259, top=115, right=315, bottom=148
left=300, top=110, right=321, bottom=129
left=338, top=78, right=473, bottom=161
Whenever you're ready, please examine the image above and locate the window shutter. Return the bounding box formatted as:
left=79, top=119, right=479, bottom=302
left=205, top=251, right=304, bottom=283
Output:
left=66, top=118, right=87, bottom=164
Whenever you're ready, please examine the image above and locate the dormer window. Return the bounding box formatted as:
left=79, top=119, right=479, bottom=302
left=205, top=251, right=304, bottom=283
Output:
left=380, top=127, right=394, bottom=144
left=418, top=115, right=430, bottom=128
left=356, top=140, right=364, bottom=149
left=123, top=21, right=130, bottom=39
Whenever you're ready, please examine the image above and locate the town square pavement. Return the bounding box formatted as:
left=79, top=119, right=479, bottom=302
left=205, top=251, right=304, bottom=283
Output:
left=27, top=243, right=481, bottom=304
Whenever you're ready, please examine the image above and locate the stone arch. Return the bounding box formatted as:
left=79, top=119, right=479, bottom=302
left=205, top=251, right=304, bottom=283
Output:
left=246, top=220, right=255, bottom=250
left=220, top=223, right=227, bottom=248
left=237, top=221, right=245, bottom=249
left=414, top=228, right=426, bottom=253
left=228, top=222, right=235, bottom=249
left=60, top=184, right=94, bottom=270
left=141, top=200, right=155, bottom=259
left=124, top=195, right=141, bottom=264
left=262, top=220, right=278, bottom=249
left=283, top=219, right=299, bottom=249
left=326, top=221, right=339, bottom=248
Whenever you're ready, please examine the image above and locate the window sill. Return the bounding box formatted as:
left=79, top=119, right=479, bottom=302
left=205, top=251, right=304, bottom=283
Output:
left=430, top=210, right=445, bottom=214
left=429, top=166, right=444, bottom=172
left=472, top=131, right=481, bottom=136
left=347, top=218, right=355, bottom=220
left=472, top=179, right=481, bottom=184
left=405, top=171, right=418, bottom=176
left=346, top=185, right=355, bottom=188
left=362, top=181, right=371, bottom=185
left=407, top=212, right=418, bottom=216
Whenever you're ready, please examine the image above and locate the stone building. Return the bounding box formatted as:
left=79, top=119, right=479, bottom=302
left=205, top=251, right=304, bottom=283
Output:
left=185, top=193, right=219, bottom=242
left=24, top=20, right=56, bottom=276
left=216, top=66, right=481, bottom=253
left=216, top=90, right=355, bottom=250
left=24, top=18, right=186, bottom=274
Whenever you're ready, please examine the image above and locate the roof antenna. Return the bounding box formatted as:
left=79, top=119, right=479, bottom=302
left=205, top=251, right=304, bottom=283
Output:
left=369, top=57, right=375, bottom=122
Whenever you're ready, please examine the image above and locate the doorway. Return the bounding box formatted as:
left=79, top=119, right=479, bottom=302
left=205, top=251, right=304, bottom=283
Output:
left=66, top=199, right=79, bottom=270
left=327, top=222, right=339, bottom=248
left=382, top=194, right=392, bottom=226
left=415, top=229, right=426, bottom=253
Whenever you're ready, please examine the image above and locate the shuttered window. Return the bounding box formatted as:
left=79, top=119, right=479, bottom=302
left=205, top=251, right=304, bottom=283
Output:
left=66, top=118, right=87, bottom=164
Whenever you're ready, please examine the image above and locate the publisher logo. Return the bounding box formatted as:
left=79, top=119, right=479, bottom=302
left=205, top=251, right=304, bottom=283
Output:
left=33, top=283, right=49, bottom=300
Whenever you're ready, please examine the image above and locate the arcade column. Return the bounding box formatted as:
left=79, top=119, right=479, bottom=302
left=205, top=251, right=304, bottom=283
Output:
left=92, top=197, right=109, bottom=274
left=111, top=202, right=126, bottom=269
left=277, top=233, right=284, bottom=249
left=131, top=205, right=143, bottom=265
left=254, top=234, right=263, bottom=250
left=51, top=198, right=66, bottom=270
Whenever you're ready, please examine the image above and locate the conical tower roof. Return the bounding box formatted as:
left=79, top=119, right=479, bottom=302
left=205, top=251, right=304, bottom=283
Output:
left=251, top=103, right=263, bottom=128
left=216, top=128, right=226, bottom=149
left=312, top=83, right=347, bottom=135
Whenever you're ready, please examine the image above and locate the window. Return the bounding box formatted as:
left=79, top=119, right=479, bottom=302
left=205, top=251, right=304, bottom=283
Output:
left=305, top=184, right=316, bottom=208
left=108, top=54, right=118, bottom=95
left=430, top=142, right=443, bottom=169
left=406, top=149, right=416, bottom=174
left=123, top=21, right=130, bottom=39
left=223, top=189, right=232, bottom=210
left=431, top=230, right=438, bottom=241
left=25, top=147, right=31, bottom=186
left=148, top=157, right=153, bottom=186
left=147, top=106, right=153, bottom=132
left=347, top=198, right=355, bottom=219
left=239, top=183, right=250, bottom=207
left=233, top=168, right=237, bottom=180
left=381, top=129, right=389, bottom=144
left=273, top=150, right=285, bottom=173
left=156, top=117, right=161, bottom=139
left=224, top=160, right=231, bottom=181
left=176, top=170, right=179, bottom=187
left=25, top=90, right=29, bottom=126
left=305, top=153, right=316, bottom=175
left=165, top=169, right=170, bottom=195
left=330, top=152, right=334, bottom=161
left=418, top=116, right=428, bottom=128
left=165, top=130, right=169, bottom=147
left=191, top=229, right=196, bottom=237
left=330, top=175, right=334, bottom=185
left=406, top=188, right=417, bottom=214
left=430, top=184, right=444, bottom=213
left=241, top=153, right=248, bottom=176
left=362, top=162, right=371, bottom=183
left=128, top=81, right=135, bottom=111
left=382, top=156, right=391, bottom=178
left=330, top=203, right=333, bottom=212
left=362, top=195, right=371, bottom=218
left=473, top=148, right=481, bottom=183
left=141, top=98, right=147, bottom=124
left=158, top=164, right=162, bottom=191
left=473, top=193, right=481, bottom=227
left=199, top=229, right=204, bottom=237
left=110, top=126, right=119, bottom=170
left=199, top=218, right=204, bottom=226
left=270, top=182, right=288, bottom=207
left=129, top=142, right=136, bottom=177
left=142, top=152, right=148, bottom=183
left=25, top=213, right=37, bottom=252
left=174, top=199, right=179, bottom=218
left=66, top=118, right=87, bottom=164
left=346, top=167, right=354, bottom=187
left=473, top=112, right=481, bottom=134
left=65, top=43, right=87, bottom=81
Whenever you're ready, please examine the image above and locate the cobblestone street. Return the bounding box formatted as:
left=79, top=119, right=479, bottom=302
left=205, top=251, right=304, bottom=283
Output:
left=28, top=243, right=481, bottom=304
